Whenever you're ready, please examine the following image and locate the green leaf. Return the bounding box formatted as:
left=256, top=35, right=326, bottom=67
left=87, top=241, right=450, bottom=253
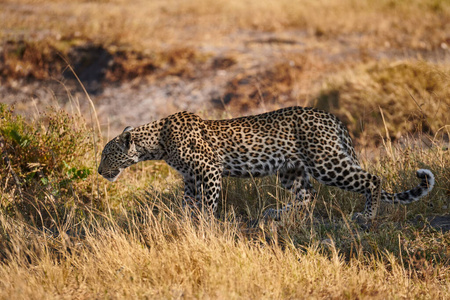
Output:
left=40, top=177, right=49, bottom=185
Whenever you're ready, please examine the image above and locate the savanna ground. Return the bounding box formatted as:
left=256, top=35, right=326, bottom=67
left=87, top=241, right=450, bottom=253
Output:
left=1, top=0, right=450, bottom=298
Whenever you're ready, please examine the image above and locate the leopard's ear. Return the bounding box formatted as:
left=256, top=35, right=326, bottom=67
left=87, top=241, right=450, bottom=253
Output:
left=118, top=130, right=133, bottom=152
left=123, top=126, right=134, bottom=133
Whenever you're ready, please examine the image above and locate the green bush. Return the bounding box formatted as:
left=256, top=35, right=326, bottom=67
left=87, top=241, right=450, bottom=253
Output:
left=0, top=104, right=96, bottom=224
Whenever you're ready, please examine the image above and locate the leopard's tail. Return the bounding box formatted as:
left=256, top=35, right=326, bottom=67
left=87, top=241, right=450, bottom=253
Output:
left=381, top=169, right=435, bottom=204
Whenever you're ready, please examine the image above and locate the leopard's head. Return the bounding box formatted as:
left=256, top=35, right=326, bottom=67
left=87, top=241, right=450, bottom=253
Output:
left=98, top=126, right=139, bottom=182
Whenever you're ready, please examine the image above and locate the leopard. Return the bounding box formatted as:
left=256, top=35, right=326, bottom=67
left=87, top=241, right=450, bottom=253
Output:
left=98, top=106, right=435, bottom=221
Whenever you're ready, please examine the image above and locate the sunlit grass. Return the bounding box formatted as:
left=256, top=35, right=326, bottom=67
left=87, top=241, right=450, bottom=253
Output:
left=2, top=0, right=449, bottom=49
left=317, top=60, right=450, bottom=148
left=1, top=195, right=450, bottom=299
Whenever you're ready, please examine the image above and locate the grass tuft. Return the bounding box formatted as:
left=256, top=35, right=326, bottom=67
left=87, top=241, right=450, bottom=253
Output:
left=317, top=61, right=450, bottom=148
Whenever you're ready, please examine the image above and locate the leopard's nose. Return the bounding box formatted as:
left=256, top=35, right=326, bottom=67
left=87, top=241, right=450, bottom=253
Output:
left=98, top=168, right=103, bottom=175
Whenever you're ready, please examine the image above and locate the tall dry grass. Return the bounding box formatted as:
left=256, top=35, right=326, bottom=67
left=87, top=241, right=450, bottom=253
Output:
left=317, top=60, right=450, bottom=148
left=1, top=198, right=450, bottom=299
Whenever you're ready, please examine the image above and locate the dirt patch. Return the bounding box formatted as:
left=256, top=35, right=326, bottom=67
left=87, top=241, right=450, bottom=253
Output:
left=66, top=44, right=113, bottom=94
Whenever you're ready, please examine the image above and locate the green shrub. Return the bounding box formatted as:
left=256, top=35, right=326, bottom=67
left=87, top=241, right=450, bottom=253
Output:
left=0, top=104, right=96, bottom=224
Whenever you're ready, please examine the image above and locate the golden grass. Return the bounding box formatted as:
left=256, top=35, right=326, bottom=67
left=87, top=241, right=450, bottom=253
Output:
left=317, top=60, right=450, bottom=148
left=1, top=201, right=450, bottom=299
left=2, top=0, right=448, bottom=50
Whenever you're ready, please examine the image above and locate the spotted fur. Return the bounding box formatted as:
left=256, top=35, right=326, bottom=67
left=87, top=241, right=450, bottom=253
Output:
left=98, top=106, right=435, bottom=220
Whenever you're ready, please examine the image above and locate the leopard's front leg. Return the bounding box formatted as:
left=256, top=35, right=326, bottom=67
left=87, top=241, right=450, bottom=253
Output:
left=195, top=163, right=223, bottom=214
left=181, top=162, right=223, bottom=215
left=164, top=126, right=223, bottom=215
left=183, top=176, right=198, bottom=209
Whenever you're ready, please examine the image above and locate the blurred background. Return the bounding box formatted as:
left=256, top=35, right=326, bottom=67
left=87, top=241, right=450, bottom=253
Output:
left=1, top=0, right=449, bottom=148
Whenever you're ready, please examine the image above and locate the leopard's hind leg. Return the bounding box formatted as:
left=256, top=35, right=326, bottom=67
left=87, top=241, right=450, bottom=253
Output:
left=310, top=157, right=434, bottom=222
left=264, top=164, right=317, bottom=220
